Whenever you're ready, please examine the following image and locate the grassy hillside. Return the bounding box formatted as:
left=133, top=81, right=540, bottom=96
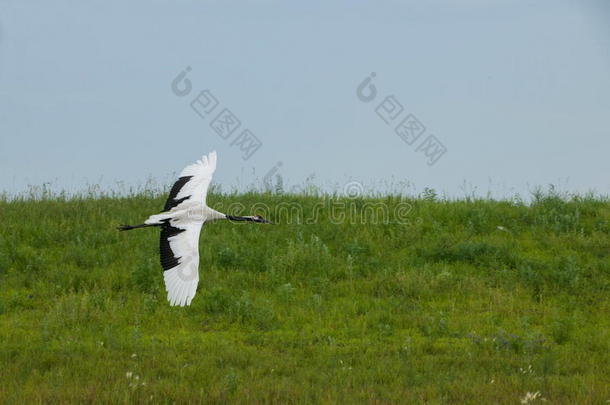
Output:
left=0, top=191, right=609, bottom=404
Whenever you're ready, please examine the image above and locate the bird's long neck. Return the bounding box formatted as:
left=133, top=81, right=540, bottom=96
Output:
left=202, top=207, right=228, bottom=222
left=226, top=215, right=256, bottom=222
left=199, top=208, right=253, bottom=223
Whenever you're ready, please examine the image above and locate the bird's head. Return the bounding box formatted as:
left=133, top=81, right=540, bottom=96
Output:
left=249, top=215, right=273, bottom=224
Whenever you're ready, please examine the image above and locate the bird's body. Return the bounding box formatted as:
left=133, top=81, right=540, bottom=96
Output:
left=118, top=151, right=271, bottom=306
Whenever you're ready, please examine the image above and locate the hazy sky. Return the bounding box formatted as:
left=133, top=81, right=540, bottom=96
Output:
left=1, top=0, right=609, bottom=198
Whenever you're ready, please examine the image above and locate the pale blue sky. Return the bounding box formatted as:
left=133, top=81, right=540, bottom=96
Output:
left=1, top=0, right=609, bottom=198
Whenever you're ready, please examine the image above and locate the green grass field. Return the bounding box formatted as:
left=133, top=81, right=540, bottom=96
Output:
left=0, top=190, right=608, bottom=404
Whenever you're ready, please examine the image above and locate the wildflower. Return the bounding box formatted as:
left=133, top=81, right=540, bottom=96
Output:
left=519, top=364, right=534, bottom=374
left=126, top=372, right=133, bottom=379
left=521, top=391, right=542, bottom=404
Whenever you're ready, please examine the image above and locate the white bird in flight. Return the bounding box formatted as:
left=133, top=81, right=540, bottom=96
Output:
left=118, top=151, right=272, bottom=306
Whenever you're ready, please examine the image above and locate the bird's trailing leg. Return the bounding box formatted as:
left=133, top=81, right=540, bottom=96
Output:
left=117, top=223, right=158, bottom=231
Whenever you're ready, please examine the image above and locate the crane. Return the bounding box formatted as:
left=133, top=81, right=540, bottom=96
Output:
left=118, top=151, right=272, bottom=306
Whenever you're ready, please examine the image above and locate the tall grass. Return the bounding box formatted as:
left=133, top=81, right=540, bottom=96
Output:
left=0, top=189, right=608, bottom=404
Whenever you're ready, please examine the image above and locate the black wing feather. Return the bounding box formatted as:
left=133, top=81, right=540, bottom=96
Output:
left=163, top=176, right=193, bottom=211
left=159, top=220, right=186, bottom=271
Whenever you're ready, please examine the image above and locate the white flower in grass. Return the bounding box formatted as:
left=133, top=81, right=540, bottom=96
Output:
left=497, top=225, right=513, bottom=235
left=126, top=372, right=133, bottom=379
left=519, top=364, right=534, bottom=374
left=520, top=391, right=543, bottom=404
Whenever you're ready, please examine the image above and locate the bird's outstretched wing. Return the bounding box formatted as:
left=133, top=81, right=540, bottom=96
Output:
left=160, top=220, right=203, bottom=306
left=156, top=151, right=217, bottom=306
left=163, top=151, right=217, bottom=211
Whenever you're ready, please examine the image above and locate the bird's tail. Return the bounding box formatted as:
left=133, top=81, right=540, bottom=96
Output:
left=144, top=212, right=173, bottom=225
left=117, top=223, right=156, bottom=231
left=119, top=211, right=173, bottom=231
